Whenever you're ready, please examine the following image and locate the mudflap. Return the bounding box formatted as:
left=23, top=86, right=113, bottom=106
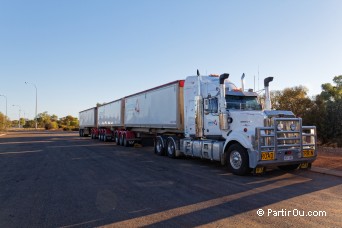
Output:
left=300, top=162, right=312, bottom=170
left=253, top=166, right=266, bottom=175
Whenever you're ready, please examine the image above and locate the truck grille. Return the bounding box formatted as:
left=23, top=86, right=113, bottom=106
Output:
left=255, top=118, right=317, bottom=160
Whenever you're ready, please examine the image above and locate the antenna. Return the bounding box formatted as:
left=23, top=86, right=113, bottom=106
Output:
left=197, top=69, right=200, bottom=76
left=254, top=75, right=256, bottom=91
left=258, top=65, right=260, bottom=91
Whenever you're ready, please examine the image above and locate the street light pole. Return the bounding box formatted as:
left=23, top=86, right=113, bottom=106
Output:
left=12, top=105, right=21, bottom=128
left=25, top=82, right=38, bottom=129
left=0, top=95, right=7, bottom=129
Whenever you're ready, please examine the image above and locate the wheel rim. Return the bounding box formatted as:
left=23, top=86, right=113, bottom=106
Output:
left=167, top=141, right=175, bottom=156
left=230, top=151, right=242, bottom=169
left=156, top=140, right=162, bottom=153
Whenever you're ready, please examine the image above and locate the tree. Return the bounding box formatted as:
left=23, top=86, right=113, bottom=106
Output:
left=45, top=121, right=58, bottom=130
left=0, top=112, right=10, bottom=130
left=11, top=120, right=19, bottom=128
left=271, top=86, right=314, bottom=119
left=51, top=114, right=58, bottom=122
left=320, top=75, right=342, bottom=101
left=37, top=111, right=52, bottom=128
left=58, top=115, right=79, bottom=131
left=23, top=120, right=36, bottom=128
left=317, top=75, right=342, bottom=146
left=19, top=118, right=25, bottom=127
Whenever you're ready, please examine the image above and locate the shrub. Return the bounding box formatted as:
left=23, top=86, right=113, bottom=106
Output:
left=45, top=121, right=58, bottom=130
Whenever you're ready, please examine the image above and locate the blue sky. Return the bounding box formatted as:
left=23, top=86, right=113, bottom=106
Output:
left=0, top=0, right=341, bottom=120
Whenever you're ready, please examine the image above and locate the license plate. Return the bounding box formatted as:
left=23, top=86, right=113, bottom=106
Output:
left=261, top=152, right=274, bottom=161
left=284, top=155, right=293, bottom=161
left=303, top=150, right=314, bottom=157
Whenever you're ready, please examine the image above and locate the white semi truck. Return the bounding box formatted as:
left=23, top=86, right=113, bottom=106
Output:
left=79, top=73, right=317, bottom=175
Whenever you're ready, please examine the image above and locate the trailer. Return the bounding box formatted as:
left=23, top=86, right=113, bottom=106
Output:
left=79, top=73, right=317, bottom=175
left=95, top=99, right=124, bottom=141
left=79, top=107, right=97, bottom=137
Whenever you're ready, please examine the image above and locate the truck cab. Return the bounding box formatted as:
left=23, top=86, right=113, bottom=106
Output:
left=181, top=74, right=317, bottom=175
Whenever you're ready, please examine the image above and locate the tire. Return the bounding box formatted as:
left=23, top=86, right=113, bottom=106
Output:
left=278, top=164, right=300, bottom=171
left=166, top=137, right=177, bottom=158
left=123, top=135, right=129, bottom=147
left=119, top=134, right=124, bottom=146
left=115, top=133, right=120, bottom=145
left=227, top=144, right=251, bottom=175
left=154, top=136, right=165, bottom=156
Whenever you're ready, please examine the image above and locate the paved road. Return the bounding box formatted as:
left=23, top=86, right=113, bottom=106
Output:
left=0, top=131, right=341, bottom=227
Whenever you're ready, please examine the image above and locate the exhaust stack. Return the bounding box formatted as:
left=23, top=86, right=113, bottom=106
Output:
left=219, top=73, right=229, bottom=130
left=264, top=77, right=274, bottom=110
left=241, top=73, right=245, bottom=91
left=219, top=73, right=229, bottom=102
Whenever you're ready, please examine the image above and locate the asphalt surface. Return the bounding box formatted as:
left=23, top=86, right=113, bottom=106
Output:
left=0, top=131, right=341, bottom=227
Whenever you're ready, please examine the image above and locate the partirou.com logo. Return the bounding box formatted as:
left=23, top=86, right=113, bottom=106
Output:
left=257, top=208, right=327, bottom=217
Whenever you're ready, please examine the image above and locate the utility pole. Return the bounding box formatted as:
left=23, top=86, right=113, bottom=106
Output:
left=25, top=82, right=38, bottom=129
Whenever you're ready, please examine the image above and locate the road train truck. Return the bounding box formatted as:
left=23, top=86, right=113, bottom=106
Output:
left=79, top=73, right=317, bottom=175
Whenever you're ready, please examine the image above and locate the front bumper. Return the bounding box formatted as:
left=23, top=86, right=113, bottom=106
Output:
left=248, top=149, right=317, bottom=168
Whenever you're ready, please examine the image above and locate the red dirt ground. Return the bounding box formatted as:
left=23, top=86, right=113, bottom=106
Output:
left=314, top=147, right=342, bottom=171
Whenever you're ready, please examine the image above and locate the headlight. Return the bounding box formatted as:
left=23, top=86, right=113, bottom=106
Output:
left=290, top=123, right=296, bottom=131
left=277, top=123, right=283, bottom=131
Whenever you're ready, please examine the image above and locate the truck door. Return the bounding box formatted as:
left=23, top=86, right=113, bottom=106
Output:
left=203, top=97, right=221, bottom=137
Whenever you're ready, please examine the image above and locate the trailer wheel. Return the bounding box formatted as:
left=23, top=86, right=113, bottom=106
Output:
left=278, top=164, right=300, bottom=171
left=227, top=144, right=251, bottom=176
left=123, top=135, right=129, bottom=147
left=120, top=134, right=125, bottom=146
left=166, top=137, right=177, bottom=158
left=115, top=133, right=120, bottom=145
left=154, top=136, right=165, bottom=156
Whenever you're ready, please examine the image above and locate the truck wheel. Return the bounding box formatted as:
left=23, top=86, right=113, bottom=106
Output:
left=166, top=137, right=176, bottom=158
left=154, top=136, right=165, bottom=156
left=115, top=133, right=120, bottom=145
left=278, top=164, right=299, bottom=171
left=227, top=144, right=251, bottom=175
left=123, top=135, right=129, bottom=147
left=120, top=134, right=124, bottom=146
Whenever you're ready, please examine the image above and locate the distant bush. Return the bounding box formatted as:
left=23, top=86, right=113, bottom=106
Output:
left=63, top=126, right=71, bottom=131
left=45, top=121, right=58, bottom=130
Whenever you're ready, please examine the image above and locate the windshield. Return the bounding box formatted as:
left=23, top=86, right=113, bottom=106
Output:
left=226, top=95, right=262, bottom=110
